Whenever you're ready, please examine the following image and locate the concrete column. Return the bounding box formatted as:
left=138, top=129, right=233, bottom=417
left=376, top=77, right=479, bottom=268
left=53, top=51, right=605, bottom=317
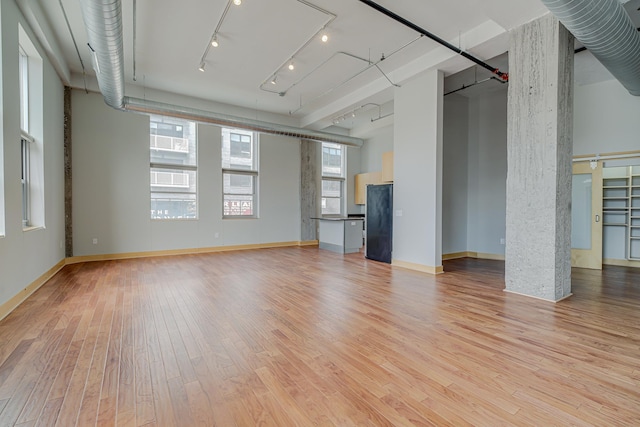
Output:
left=505, top=14, right=574, bottom=301
left=300, top=139, right=318, bottom=241
left=392, top=69, right=444, bottom=274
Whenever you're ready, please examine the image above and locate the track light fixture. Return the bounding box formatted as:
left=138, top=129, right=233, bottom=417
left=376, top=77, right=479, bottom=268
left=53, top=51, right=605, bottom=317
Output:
left=271, top=76, right=277, bottom=85
left=331, top=103, right=383, bottom=125
left=321, top=33, right=329, bottom=43
left=288, top=62, right=295, bottom=71
left=198, top=62, right=206, bottom=72
left=233, top=0, right=241, bottom=5
left=211, top=36, right=219, bottom=47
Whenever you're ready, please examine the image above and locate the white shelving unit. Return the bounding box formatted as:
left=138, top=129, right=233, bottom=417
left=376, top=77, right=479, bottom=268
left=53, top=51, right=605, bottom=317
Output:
left=630, top=166, right=640, bottom=260
left=602, top=166, right=640, bottom=261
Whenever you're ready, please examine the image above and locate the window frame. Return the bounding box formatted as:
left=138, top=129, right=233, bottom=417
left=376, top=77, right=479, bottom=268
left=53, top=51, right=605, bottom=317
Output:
left=321, top=142, right=346, bottom=217
left=21, top=134, right=32, bottom=228
left=149, top=116, right=198, bottom=220
left=222, top=128, right=259, bottom=219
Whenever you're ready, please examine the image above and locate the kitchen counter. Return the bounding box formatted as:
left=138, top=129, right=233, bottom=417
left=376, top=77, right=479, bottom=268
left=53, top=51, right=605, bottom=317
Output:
left=312, top=217, right=364, bottom=254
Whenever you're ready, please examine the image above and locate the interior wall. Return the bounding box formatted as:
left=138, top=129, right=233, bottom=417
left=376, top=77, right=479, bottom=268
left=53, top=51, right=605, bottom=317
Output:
left=72, top=90, right=301, bottom=256
left=574, top=79, right=640, bottom=156
left=360, top=126, right=393, bottom=173
left=442, top=94, right=469, bottom=255
left=0, top=0, right=65, bottom=308
left=346, top=145, right=361, bottom=215
left=467, top=89, right=508, bottom=257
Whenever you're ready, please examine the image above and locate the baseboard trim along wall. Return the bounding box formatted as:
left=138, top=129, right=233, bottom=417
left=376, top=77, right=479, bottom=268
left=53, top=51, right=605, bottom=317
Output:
left=504, top=289, right=574, bottom=304
left=0, top=259, right=67, bottom=321
left=392, top=259, right=444, bottom=275
left=66, top=240, right=319, bottom=264
left=442, top=251, right=506, bottom=261
left=603, top=258, right=640, bottom=268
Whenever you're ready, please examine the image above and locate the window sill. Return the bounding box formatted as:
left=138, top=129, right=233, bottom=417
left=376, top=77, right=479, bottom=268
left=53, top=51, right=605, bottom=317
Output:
left=23, top=225, right=44, bottom=233
left=223, top=216, right=258, bottom=220
left=151, top=218, right=199, bottom=222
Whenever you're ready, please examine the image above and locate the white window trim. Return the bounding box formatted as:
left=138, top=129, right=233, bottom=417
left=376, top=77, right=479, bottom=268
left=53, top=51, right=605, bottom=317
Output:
left=222, top=128, right=259, bottom=219
left=149, top=117, right=198, bottom=220
left=321, top=142, right=346, bottom=217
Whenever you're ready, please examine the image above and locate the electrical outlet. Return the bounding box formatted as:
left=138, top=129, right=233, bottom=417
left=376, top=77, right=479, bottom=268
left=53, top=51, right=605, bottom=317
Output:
left=92, top=238, right=98, bottom=245
left=214, top=232, right=220, bottom=239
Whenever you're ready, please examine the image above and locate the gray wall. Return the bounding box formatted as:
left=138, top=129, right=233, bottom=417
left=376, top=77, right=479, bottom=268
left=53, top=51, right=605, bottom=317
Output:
left=72, top=90, right=301, bottom=256
left=467, top=89, right=508, bottom=256
left=0, top=1, right=65, bottom=307
left=442, top=94, right=469, bottom=254
left=360, top=126, right=393, bottom=173
left=574, top=79, right=640, bottom=156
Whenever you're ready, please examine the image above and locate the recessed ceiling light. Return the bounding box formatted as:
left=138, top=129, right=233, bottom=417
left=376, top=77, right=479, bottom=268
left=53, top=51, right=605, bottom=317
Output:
left=233, top=0, right=241, bottom=5
left=288, top=62, right=295, bottom=71
left=271, top=76, right=277, bottom=85
left=211, top=37, right=219, bottom=47
left=321, top=33, right=328, bottom=43
left=198, top=62, right=206, bottom=72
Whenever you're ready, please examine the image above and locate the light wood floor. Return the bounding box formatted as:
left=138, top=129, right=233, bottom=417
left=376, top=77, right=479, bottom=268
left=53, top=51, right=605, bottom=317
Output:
left=0, top=248, right=639, bottom=426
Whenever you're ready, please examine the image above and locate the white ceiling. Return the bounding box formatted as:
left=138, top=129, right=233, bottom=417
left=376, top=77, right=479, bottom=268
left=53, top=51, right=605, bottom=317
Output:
left=21, top=0, right=635, bottom=131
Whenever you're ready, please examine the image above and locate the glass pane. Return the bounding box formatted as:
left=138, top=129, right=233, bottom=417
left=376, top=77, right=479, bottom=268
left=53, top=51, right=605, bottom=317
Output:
left=224, top=195, right=255, bottom=216
left=223, top=173, right=254, bottom=194
left=150, top=168, right=196, bottom=193
left=151, top=193, right=196, bottom=219
left=322, top=197, right=341, bottom=215
left=322, top=179, right=341, bottom=197
left=572, top=173, right=592, bottom=250
left=222, top=128, right=257, bottom=170
left=322, top=142, right=343, bottom=177
left=150, top=116, right=196, bottom=166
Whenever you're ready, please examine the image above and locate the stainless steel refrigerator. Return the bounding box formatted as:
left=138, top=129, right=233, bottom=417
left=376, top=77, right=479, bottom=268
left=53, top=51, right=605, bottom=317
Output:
left=366, top=184, right=393, bottom=263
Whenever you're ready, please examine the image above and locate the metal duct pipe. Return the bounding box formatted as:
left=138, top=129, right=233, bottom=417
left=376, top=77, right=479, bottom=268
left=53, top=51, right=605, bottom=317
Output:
left=79, top=0, right=364, bottom=146
left=79, top=0, right=125, bottom=109
left=124, top=97, right=364, bottom=146
left=541, top=0, right=640, bottom=96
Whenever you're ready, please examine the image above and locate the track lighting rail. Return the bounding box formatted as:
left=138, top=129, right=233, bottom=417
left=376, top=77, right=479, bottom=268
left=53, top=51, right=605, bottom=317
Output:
left=260, top=51, right=371, bottom=96
left=289, top=35, right=421, bottom=115
left=259, top=0, right=337, bottom=89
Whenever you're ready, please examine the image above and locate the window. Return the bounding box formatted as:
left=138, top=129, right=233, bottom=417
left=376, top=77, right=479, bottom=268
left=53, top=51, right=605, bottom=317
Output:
left=321, top=142, right=345, bottom=216
left=18, top=26, right=44, bottom=230
left=20, top=48, right=30, bottom=227
left=21, top=136, right=31, bottom=227
left=222, top=128, right=258, bottom=218
left=150, top=116, right=197, bottom=219
left=19, top=47, right=29, bottom=133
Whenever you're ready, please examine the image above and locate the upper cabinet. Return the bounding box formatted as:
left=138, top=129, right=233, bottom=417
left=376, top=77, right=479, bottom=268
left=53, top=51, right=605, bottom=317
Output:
left=355, top=151, right=393, bottom=205
left=382, top=151, right=394, bottom=182
left=355, top=172, right=383, bottom=205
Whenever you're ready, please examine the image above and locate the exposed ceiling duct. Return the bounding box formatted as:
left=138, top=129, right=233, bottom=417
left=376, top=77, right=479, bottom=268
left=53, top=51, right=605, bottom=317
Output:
left=124, top=97, right=364, bottom=146
left=541, top=0, right=640, bottom=96
left=78, top=0, right=125, bottom=109
left=78, top=0, right=364, bottom=146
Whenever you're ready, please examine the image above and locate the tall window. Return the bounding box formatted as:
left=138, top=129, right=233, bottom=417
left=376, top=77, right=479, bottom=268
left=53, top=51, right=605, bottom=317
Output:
left=150, top=116, right=197, bottom=219
left=20, top=48, right=31, bottom=227
left=321, top=142, right=345, bottom=216
left=18, top=27, right=44, bottom=230
left=222, top=128, right=258, bottom=218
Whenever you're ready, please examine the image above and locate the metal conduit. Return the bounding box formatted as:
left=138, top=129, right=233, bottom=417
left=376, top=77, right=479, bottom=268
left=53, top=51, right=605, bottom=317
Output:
left=79, top=0, right=364, bottom=146
left=541, top=0, right=640, bottom=96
